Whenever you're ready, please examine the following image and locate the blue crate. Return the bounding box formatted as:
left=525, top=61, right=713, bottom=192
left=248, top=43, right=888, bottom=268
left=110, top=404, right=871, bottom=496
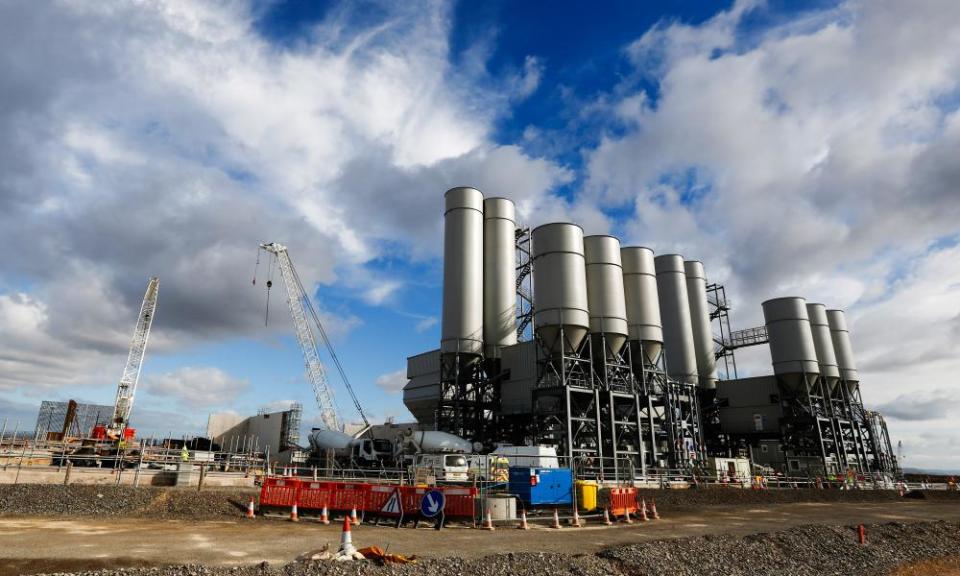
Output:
left=509, top=467, right=573, bottom=506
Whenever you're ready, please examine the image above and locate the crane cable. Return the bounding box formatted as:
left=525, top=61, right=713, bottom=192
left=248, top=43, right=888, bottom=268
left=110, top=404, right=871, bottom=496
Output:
left=288, top=256, right=370, bottom=427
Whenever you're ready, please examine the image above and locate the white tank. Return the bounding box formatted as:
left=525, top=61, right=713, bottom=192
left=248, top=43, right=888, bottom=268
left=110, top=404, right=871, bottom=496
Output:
left=483, top=198, right=517, bottom=358
left=404, top=430, right=473, bottom=453
left=654, top=254, right=698, bottom=385
left=762, top=297, right=820, bottom=392
left=532, top=223, right=590, bottom=357
left=806, top=303, right=840, bottom=394
left=584, top=235, right=629, bottom=357
left=441, top=187, right=484, bottom=356
left=684, top=261, right=718, bottom=389
left=826, top=309, right=860, bottom=394
left=621, top=247, right=663, bottom=365
left=308, top=429, right=355, bottom=454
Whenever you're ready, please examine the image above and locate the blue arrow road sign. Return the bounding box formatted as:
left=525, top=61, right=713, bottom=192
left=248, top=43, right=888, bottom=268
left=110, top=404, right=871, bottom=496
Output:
left=420, top=490, right=445, bottom=518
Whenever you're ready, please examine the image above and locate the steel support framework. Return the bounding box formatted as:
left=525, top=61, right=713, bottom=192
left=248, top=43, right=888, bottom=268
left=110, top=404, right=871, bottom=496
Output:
left=435, top=351, right=499, bottom=449
left=777, top=373, right=842, bottom=476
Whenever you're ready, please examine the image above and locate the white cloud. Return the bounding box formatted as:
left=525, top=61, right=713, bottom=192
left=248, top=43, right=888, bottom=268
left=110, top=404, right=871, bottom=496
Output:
left=0, top=0, right=568, bottom=399
left=145, top=367, right=249, bottom=407
left=375, top=369, right=407, bottom=394
left=415, top=316, right=438, bottom=333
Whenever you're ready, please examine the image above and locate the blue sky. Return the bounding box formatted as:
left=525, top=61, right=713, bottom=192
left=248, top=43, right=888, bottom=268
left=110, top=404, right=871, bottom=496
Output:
left=0, top=0, right=958, bottom=469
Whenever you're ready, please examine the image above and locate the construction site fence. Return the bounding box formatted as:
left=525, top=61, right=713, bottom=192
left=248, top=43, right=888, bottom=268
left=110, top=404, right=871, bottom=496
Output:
left=0, top=436, right=267, bottom=486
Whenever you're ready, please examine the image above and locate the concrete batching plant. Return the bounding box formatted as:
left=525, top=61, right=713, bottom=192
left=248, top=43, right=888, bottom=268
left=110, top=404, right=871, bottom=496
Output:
left=402, top=186, right=899, bottom=480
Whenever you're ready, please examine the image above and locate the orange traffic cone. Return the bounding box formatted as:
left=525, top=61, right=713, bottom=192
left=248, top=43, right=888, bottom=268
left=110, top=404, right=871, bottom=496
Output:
left=650, top=498, right=660, bottom=520
left=319, top=505, right=330, bottom=525
left=518, top=508, right=530, bottom=530
left=603, top=507, right=613, bottom=526
left=624, top=507, right=633, bottom=524
left=338, top=515, right=356, bottom=555
left=571, top=506, right=583, bottom=527
left=551, top=508, right=562, bottom=529
left=350, top=507, right=360, bottom=526
left=290, top=502, right=299, bottom=522
left=246, top=497, right=255, bottom=519
left=639, top=498, right=649, bottom=521
left=857, top=524, right=866, bottom=545
left=482, top=507, right=495, bottom=530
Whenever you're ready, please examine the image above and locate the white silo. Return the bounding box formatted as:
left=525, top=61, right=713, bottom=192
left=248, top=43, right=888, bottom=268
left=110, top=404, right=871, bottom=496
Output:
left=531, top=223, right=590, bottom=359
left=762, top=297, right=820, bottom=392
left=584, top=235, right=629, bottom=359
left=441, top=187, right=484, bottom=357
left=684, top=261, right=718, bottom=389
left=826, top=309, right=860, bottom=395
left=483, top=197, right=517, bottom=358
left=806, top=303, right=840, bottom=394
left=654, top=254, right=698, bottom=385
left=621, top=247, right=663, bottom=366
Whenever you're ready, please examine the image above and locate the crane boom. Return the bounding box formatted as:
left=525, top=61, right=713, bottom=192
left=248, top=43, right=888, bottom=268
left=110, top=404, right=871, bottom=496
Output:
left=109, top=277, right=159, bottom=438
left=259, top=243, right=369, bottom=431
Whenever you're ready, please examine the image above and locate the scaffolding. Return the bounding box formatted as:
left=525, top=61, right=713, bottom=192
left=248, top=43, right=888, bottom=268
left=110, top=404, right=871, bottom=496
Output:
left=34, top=401, right=113, bottom=441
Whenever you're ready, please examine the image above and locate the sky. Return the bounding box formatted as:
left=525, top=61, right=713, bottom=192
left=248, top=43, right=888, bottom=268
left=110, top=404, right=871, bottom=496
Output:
left=0, top=0, right=958, bottom=470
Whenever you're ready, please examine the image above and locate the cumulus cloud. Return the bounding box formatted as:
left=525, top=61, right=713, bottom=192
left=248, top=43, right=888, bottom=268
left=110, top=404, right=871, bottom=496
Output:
left=375, top=369, right=407, bottom=393
left=0, top=1, right=568, bottom=398
left=145, top=367, right=249, bottom=407
left=875, top=390, right=959, bottom=422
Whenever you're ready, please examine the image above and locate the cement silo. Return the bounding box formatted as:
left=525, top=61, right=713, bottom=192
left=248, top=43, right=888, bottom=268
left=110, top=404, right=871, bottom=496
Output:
left=826, top=309, right=859, bottom=394
left=621, top=247, right=663, bottom=365
left=762, top=297, right=820, bottom=392
left=531, top=223, right=590, bottom=359
left=654, top=254, right=698, bottom=385
left=441, top=187, right=484, bottom=357
left=684, top=261, right=718, bottom=389
left=584, top=235, right=629, bottom=359
left=483, top=197, right=517, bottom=358
left=806, top=303, right=840, bottom=394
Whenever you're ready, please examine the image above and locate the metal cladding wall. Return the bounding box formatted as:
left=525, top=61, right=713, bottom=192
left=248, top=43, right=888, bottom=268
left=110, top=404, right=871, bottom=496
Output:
left=826, top=309, right=860, bottom=391
left=483, top=197, right=518, bottom=358
left=584, top=235, right=629, bottom=357
left=654, top=254, right=698, bottom=385
left=531, top=223, right=590, bottom=357
left=806, top=303, right=841, bottom=393
left=684, top=260, right=718, bottom=389
left=621, top=247, right=663, bottom=364
left=441, top=187, right=484, bottom=356
left=762, top=297, right=820, bottom=392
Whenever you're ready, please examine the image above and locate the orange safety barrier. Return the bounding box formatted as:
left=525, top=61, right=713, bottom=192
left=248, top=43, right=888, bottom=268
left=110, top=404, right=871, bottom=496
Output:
left=439, top=486, right=478, bottom=518
left=331, top=482, right=371, bottom=513
left=298, top=481, right=335, bottom=511
left=609, top=487, right=638, bottom=518
left=259, top=477, right=300, bottom=508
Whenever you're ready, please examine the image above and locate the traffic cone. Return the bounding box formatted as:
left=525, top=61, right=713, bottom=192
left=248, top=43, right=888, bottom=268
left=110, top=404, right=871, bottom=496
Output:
left=338, top=515, right=356, bottom=555
left=639, top=499, right=649, bottom=522
left=246, top=497, right=255, bottom=519
left=482, top=507, right=495, bottom=530
left=623, top=507, right=633, bottom=524
left=550, top=508, right=562, bottom=529
left=517, top=508, right=530, bottom=530
left=857, top=524, right=866, bottom=545
left=319, top=505, right=330, bottom=525
left=350, top=507, right=360, bottom=526
left=290, top=502, right=299, bottom=522
left=571, top=506, right=583, bottom=527
left=603, top=507, right=613, bottom=526
left=650, top=498, right=660, bottom=520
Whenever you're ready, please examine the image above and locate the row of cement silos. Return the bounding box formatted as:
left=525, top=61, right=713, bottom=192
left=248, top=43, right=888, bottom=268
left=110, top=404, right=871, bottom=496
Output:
left=441, top=186, right=718, bottom=389
left=762, top=297, right=860, bottom=395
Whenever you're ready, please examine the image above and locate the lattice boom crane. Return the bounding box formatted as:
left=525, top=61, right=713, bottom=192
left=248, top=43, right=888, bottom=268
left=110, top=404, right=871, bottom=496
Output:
left=258, top=243, right=369, bottom=431
left=108, top=277, right=159, bottom=439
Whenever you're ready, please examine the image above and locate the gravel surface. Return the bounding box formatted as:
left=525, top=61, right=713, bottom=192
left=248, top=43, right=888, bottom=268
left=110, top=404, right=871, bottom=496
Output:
left=23, top=520, right=960, bottom=576
left=0, top=485, right=255, bottom=519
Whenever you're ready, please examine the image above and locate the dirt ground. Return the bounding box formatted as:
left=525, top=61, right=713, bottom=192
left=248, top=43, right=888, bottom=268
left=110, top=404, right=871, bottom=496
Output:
left=1, top=500, right=959, bottom=575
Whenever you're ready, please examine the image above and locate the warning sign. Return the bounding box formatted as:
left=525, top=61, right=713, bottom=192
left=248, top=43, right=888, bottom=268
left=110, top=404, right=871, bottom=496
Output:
left=381, top=489, right=402, bottom=515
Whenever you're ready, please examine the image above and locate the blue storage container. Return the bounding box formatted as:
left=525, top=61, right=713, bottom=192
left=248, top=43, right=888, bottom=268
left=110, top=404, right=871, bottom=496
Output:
left=509, top=467, right=573, bottom=506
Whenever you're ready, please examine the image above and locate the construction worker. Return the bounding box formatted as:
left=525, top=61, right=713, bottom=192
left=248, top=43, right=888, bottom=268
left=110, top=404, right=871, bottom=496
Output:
left=180, top=445, right=189, bottom=462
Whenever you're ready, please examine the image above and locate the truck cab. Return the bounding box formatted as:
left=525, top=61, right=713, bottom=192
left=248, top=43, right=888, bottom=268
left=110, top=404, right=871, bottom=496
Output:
left=350, top=438, right=395, bottom=467
left=410, top=453, right=469, bottom=482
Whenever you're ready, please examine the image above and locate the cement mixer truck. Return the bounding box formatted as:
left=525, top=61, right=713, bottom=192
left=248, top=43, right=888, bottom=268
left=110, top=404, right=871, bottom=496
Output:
left=308, top=427, right=475, bottom=479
